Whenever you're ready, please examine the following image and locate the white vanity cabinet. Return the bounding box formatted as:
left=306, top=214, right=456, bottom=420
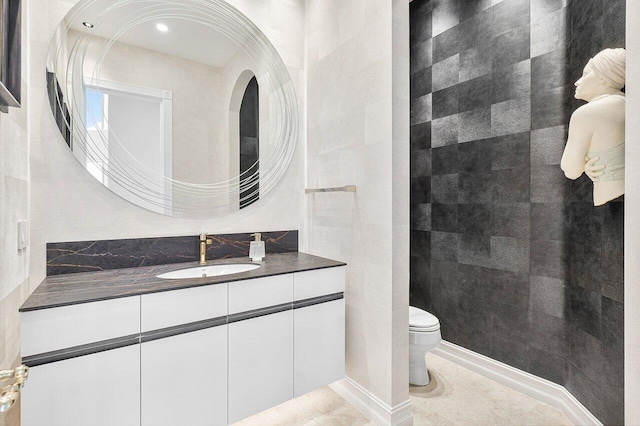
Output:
left=20, top=264, right=345, bottom=426
left=294, top=300, right=345, bottom=396
left=20, top=296, right=141, bottom=357
left=227, top=274, right=294, bottom=423
left=293, top=268, right=346, bottom=397
left=21, top=344, right=141, bottom=426
left=228, top=310, right=294, bottom=423
left=140, top=285, right=228, bottom=426
left=141, top=326, right=228, bottom=426
left=21, top=296, right=142, bottom=426
left=140, top=283, right=227, bottom=332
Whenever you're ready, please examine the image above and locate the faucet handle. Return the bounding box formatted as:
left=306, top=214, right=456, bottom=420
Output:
left=199, top=233, right=213, bottom=244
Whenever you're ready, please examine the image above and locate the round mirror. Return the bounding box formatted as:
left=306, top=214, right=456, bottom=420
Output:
left=46, top=0, right=298, bottom=217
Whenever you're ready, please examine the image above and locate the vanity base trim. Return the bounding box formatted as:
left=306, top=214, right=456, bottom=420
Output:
left=330, top=376, right=413, bottom=426
left=22, top=292, right=344, bottom=367
left=433, top=341, right=603, bottom=426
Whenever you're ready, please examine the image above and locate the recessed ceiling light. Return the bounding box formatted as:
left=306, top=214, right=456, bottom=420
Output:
left=156, top=23, right=168, bottom=32
left=82, top=22, right=94, bottom=28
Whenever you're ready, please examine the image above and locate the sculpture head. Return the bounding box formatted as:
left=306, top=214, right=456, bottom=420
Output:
left=574, top=48, right=626, bottom=102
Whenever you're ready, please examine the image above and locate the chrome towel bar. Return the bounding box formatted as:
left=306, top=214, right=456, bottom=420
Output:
left=305, top=185, right=356, bottom=194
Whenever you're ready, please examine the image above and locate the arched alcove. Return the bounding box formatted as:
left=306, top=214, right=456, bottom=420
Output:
left=239, top=76, right=259, bottom=209
left=228, top=70, right=259, bottom=210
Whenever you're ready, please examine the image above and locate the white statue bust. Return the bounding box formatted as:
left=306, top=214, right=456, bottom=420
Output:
left=561, top=48, right=626, bottom=206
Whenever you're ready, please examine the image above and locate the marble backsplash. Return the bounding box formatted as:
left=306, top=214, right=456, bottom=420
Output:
left=46, top=230, right=298, bottom=276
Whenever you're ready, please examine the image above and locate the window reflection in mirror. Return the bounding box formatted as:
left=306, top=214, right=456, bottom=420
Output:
left=84, top=81, right=172, bottom=214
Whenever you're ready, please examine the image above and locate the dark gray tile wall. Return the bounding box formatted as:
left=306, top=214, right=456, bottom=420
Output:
left=409, top=0, right=624, bottom=424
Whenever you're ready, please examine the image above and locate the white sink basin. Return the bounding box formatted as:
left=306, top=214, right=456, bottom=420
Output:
left=157, top=264, right=260, bottom=279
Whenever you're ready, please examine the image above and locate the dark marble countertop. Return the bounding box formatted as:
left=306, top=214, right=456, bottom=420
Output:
left=21, top=252, right=346, bottom=312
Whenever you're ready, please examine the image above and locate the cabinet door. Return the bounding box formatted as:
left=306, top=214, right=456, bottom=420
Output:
left=294, top=299, right=345, bottom=397
left=228, top=310, right=293, bottom=423
left=141, top=326, right=227, bottom=426
left=21, top=344, right=140, bottom=426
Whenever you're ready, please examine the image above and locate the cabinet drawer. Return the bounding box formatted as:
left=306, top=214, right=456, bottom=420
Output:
left=294, top=267, right=345, bottom=301
left=141, top=284, right=227, bottom=332
left=228, top=274, right=293, bottom=314
left=21, top=296, right=140, bottom=357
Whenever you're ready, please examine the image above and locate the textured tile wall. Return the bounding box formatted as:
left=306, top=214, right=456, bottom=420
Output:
left=307, top=0, right=410, bottom=408
left=0, top=0, right=29, bottom=401
left=410, top=0, right=624, bottom=424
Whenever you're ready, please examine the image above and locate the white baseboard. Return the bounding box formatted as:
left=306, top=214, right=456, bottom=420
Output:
left=433, top=340, right=603, bottom=426
left=330, top=377, right=413, bottom=426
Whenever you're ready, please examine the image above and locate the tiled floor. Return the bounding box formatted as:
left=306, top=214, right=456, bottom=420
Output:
left=233, top=386, right=370, bottom=426
left=409, top=354, right=572, bottom=425
left=234, top=353, right=573, bottom=425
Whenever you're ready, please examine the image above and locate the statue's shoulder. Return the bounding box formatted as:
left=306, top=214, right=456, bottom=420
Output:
left=593, top=95, right=626, bottom=107
left=570, top=97, right=624, bottom=129
left=571, top=102, right=600, bottom=121
left=573, top=97, right=622, bottom=116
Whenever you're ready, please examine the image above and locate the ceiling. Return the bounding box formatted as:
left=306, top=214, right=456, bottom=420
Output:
left=68, top=0, right=244, bottom=68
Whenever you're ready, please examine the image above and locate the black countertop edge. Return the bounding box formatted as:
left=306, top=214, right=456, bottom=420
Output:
left=20, top=252, right=346, bottom=313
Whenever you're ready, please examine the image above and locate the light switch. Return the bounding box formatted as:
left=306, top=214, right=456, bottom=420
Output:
left=17, top=220, right=27, bottom=250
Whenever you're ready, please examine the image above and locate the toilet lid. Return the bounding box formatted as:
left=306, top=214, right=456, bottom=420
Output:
left=409, top=306, right=440, bottom=331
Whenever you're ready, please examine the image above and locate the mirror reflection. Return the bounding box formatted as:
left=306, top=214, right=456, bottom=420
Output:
left=47, top=0, right=298, bottom=216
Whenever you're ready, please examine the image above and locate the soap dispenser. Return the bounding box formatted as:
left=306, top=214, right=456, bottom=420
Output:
left=249, top=233, right=265, bottom=262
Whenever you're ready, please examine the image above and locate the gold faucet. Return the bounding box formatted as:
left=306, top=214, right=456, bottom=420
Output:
left=199, top=233, right=213, bottom=265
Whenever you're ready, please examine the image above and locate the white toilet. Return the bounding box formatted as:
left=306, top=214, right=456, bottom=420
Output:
left=409, top=306, right=441, bottom=386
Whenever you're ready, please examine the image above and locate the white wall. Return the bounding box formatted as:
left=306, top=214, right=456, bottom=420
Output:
left=304, top=0, right=409, bottom=410
left=625, top=2, right=640, bottom=422
left=391, top=0, right=409, bottom=405
left=28, top=0, right=305, bottom=292
left=0, top=0, right=30, bottom=424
